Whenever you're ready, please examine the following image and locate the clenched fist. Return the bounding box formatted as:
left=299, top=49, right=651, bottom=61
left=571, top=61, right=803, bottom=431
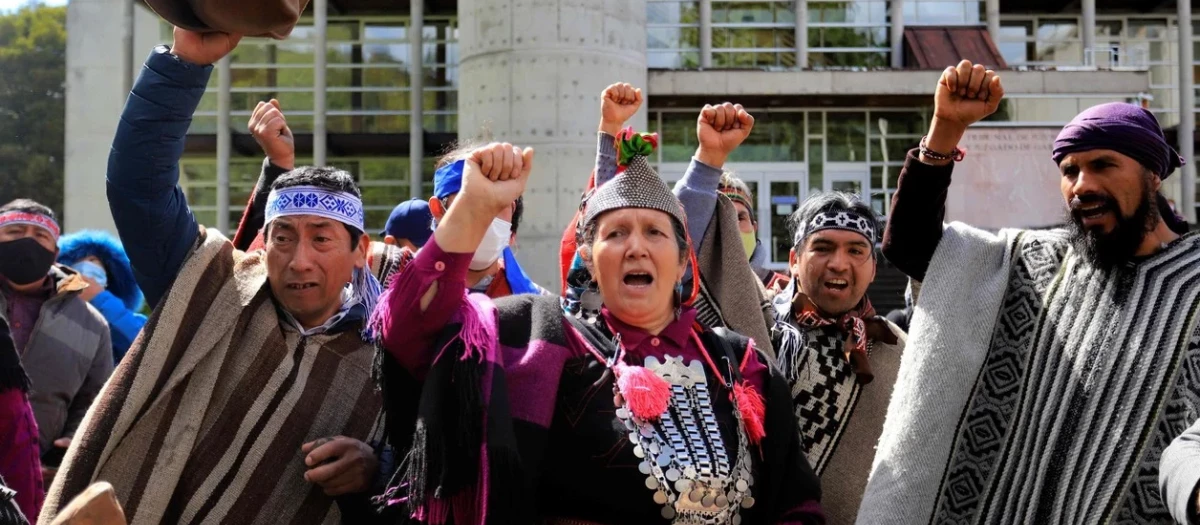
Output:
left=459, top=142, right=536, bottom=219
left=921, top=59, right=1006, bottom=165
left=934, top=60, right=1004, bottom=130
left=599, top=82, right=643, bottom=136
left=249, top=99, right=296, bottom=170
left=170, top=26, right=241, bottom=66
left=695, top=102, right=755, bottom=168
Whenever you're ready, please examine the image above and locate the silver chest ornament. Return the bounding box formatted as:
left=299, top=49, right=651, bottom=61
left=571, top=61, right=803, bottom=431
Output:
left=613, top=355, right=756, bottom=525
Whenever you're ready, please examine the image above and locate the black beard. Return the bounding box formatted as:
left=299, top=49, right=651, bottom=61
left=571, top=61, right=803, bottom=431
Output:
left=1067, top=183, right=1159, bottom=272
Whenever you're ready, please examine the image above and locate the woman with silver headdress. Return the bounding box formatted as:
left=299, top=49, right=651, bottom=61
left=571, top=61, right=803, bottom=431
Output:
left=371, top=135, right=823, bottom=524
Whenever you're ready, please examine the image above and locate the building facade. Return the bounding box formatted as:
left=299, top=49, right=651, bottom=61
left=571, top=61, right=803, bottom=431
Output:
left=63, top=0, right=1196, bottom=288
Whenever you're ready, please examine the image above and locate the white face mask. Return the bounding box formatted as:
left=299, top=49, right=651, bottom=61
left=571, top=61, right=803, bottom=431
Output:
left=470, top=217, right=512, bottom=271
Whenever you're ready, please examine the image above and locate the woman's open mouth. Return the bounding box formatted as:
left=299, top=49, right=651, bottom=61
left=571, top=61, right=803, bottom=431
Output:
left=623, top=271, right=654, bottom=288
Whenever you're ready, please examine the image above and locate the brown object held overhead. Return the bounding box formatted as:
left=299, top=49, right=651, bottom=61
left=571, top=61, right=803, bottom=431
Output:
left=48, top=482, right=126, bottom=525
left=144, top=0, right=310, bottom=39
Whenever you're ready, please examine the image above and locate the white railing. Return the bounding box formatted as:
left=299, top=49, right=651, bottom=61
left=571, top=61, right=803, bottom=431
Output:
left=1083, top=44, right=1150, bottom=70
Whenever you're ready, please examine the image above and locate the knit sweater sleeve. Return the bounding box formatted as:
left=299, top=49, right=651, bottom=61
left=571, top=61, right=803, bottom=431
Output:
left=594, top=132, right=619, bottom=187
left=880, top=149, right=955, bottom=282
left=1160, top=418, right=1200, bottom=525
left=672, top=157, right=725, bottom=249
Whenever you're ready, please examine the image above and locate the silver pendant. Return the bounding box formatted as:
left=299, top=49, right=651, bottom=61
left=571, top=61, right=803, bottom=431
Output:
left=611, top=354, right=757, bottom=525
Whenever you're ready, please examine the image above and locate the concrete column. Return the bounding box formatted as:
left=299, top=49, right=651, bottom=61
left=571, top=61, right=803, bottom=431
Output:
left=1081, top=0, right=1095, bottom=65
left=1179, top=0, right=1197, bottom=222
left=890, top=0, right=904, bottom=68
left=986, top=0, right=1000, bottom=47
left=795, top=0, right=807, bottom=69
left=64, top=0, right=152, bottom=232
left=457, top=0, right=648, bottom=291
left=313, top=0, right=328, bottom=166
left=217, top=57, right=232, bottom=233
left=700, top=0, right=712, bottom=68
left=410, top=0, right=424, bottom=199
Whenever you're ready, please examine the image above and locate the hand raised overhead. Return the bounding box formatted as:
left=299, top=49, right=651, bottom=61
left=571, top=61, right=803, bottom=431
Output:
left=432, top=142, right=535, bottom=258
left=599, top=82, right=644, bottom=135
left=249, top=99, right=296, bottom=170
left=696, top=102, right=755, bottom=168
left=935, top=60, right=1005, bottom=129
left=170, top=26, right=241, bottom=66
left=458, top=142, right=536, bottom=218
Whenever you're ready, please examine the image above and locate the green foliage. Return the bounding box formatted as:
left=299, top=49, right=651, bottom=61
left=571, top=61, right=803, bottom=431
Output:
left=0, top=4, right=66, bottom=216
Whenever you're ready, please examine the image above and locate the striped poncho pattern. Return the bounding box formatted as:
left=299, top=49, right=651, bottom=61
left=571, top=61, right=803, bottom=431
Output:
left=860, top=224, right=1200, bottom=524
left=39, top=229, right=388, bottom=525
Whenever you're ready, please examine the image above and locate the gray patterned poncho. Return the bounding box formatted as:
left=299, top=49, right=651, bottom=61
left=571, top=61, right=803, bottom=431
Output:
left=859, top=223, right=1200, bottom=524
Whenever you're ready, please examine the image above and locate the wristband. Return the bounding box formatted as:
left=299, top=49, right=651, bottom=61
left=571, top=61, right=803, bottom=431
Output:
left=919, top=135, right=966, bottom=162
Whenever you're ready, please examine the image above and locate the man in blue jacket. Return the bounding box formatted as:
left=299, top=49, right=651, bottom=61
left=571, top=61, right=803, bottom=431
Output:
left=42, top=27, right=394, bottom=524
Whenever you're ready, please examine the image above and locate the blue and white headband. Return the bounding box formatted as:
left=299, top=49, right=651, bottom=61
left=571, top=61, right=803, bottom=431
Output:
left=794, top=210, right=877, bottom=246
left=265, top=186, right=366, bottom=231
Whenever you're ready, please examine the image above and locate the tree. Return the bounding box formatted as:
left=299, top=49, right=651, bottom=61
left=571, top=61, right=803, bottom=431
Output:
left=0, top=4, right=66, bottom=216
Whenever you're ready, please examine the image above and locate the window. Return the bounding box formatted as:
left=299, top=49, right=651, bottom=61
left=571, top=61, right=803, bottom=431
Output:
left=726, top=112, right=805, bottom=162
left=648, top=0, right=702, bottom=69
left=807, top=0, right=890, bottom=68
left=712, top=1, right=796, bottom=68
left=186, top=16, right=459, bottom=135
left=905, top=0, right=983, bottom=26
left=998, top=22, right=1032, bottom=65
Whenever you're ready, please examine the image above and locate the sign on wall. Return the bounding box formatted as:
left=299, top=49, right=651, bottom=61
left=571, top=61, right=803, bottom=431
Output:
left=947, top=127, right=1066, bottom=230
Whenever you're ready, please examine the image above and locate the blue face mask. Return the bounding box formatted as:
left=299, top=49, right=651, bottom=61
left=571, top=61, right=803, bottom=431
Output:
left=74, top=260, right=107, bottom=288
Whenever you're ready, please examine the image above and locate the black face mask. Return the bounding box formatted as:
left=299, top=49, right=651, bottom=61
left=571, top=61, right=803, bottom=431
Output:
left=0, top=237, right=56, bottom=286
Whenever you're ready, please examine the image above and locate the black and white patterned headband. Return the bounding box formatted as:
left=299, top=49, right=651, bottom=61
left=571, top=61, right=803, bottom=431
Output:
left=794, top=210, right=876, bottom=246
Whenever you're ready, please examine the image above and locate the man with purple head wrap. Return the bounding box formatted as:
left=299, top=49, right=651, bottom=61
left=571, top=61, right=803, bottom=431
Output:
left=1052, top=102, right=1190, bottom=269
left=856, top=60, right=1200, bottom=525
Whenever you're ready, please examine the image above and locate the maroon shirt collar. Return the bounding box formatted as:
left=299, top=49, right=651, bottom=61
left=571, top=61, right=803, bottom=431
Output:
left=600, top=306, right=698, bottom=350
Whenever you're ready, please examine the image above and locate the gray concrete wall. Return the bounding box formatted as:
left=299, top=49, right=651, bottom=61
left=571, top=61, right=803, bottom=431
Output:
left=63, top=0, right=158, bottom=234
left=457, top=0, right=648, bottom=292
left=648, top=69, right=1151, bottom=96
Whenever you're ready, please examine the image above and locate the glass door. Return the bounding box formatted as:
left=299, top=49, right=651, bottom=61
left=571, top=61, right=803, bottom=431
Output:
left=639, top=162, right=805, bottom=271
left=823, top=163, right=872, bottom=200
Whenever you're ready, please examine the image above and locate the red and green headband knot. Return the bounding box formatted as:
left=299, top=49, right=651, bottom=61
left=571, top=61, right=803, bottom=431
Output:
left=616, top=127, right=659, bottom=171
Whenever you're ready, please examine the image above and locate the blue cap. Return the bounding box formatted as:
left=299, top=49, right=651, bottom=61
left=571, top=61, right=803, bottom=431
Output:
left=381, top=198, right=434, bottom=247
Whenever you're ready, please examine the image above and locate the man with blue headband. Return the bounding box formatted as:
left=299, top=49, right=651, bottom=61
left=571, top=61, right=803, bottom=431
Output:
left=859, top=59, right=1200, bottom=525
left=229, top=99, right=545, bottom=299
left=42, top=27, right=392, bottom=524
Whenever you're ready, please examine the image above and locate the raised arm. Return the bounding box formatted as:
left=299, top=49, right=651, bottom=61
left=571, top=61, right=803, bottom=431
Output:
left=377, top=143, right=534, bottom=378
left=595, top=83, right=643, bottom=187
left=673, top=103, right=754, bottom=248
left=880, top=60, right=1004, bottom=281
left=107, top=29, right=242, bottom=307
left=232, top=100, right=296, bottom=250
